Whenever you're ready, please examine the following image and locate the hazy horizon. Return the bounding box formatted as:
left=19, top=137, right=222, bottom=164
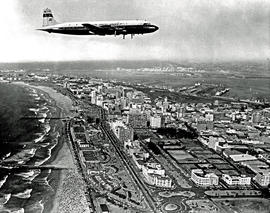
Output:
left=0, top=0, right=269, bottom=62
left=0, top=58, right=268, bottom=64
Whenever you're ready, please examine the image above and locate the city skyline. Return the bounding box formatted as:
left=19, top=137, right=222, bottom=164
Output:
left=0, top=0, right=269, bottom=62
left=1, top=67, right=270, bottom=212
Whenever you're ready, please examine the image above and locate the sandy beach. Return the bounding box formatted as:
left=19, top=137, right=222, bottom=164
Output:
left=13, top=82, right=90, bottom=213
left=31, top=85, right=91, bottom=213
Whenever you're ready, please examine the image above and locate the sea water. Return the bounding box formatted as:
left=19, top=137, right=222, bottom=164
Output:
left=0, top=83, right=60, bottom=213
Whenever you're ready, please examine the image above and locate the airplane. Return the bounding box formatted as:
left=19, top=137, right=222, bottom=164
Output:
left=37, top=8, right=159, bottom=39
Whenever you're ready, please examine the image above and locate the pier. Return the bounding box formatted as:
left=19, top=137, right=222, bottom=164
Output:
left=0, top=164, right=70, bottom=170
left=20, top=116, right=70, bottom=120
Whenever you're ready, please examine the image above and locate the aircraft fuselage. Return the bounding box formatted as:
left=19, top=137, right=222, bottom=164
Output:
left=39, top=20, right=159, bottom=36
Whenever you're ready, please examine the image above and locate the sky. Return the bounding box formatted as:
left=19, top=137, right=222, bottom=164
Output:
left=0, top=0, right=269, bottom=62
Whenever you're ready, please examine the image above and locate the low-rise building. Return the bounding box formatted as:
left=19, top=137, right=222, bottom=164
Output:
left=254, top=172, right=270, bottom=187
left=208, top=136, right=225, bottom=150
left=191, top=169, right=219, bottom=186
left=230, top=154, right=257, bottom=162
left=222, top=174, right=251, bottom=185
left=196, top=118, right=214, bottom=132
left=142, top=163, right=172, bottom=188
left=144, top=173, right=172, bottom=188
left=241, top=160, right=270, bottom=187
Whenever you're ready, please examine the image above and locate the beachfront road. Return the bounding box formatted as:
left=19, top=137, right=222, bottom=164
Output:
left=100, top=122, right=160, bottom=213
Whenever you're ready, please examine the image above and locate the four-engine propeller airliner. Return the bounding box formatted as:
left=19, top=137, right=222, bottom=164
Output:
left=37, top=8, right=159, bottom=39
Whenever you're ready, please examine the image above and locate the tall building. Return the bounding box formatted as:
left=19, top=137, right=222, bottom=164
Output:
left=150, top=114, right=164, bottom=129
left=91, top=90, right=96, bottom=104
left=177, top=106, right=185, bottom=118
left=111, top=121, right=134, bottom=143
left=214, top=100, right=219, bottom=106
left=205, top=113, right=214, bottom=122
left=97, top=85, right=103, bottom=93
left=117, top=126, right=134, bottom=143
left=208, top=136, right=219, bottom=150
left=120, top=97, right=128, bottom=108
left=162, top=97, right=169, bottom=111
left=252, top=112, right=261, bottom=124
left=127, top=112, right=147, bottom=128
left=96, top=95, right=103, bottom=107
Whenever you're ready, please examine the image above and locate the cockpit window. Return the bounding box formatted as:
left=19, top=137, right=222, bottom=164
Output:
left=143, top=22, right=151, bottom=26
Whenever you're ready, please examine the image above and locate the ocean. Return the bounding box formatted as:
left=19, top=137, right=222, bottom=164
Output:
left=0, top=83, right=61, bottom=213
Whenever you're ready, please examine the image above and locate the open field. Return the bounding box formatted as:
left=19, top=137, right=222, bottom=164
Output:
left=212, top=198, right=270, bottom=213
left=167, top=150, right=194, bottom=161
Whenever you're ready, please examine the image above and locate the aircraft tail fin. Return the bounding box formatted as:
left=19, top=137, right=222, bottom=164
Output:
left=42, top=8, right=57, bottom=27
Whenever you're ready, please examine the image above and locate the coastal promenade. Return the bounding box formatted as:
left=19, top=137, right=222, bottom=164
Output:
left=65, top=119, right=96, bottom=212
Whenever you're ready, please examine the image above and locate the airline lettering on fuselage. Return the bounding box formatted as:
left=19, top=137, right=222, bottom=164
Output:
left=37, top=8, right=159, bottom=39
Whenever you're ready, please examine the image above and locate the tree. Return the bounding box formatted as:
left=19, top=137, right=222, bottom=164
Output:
left=87, top=116, right=94, bottom=123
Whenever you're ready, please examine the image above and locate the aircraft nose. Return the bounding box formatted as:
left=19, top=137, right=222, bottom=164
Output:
left=149, top=25, right=159, bottom=32
left=36, top=28, right=53, bottom=33
left=148, top=25, right=159, bottom=32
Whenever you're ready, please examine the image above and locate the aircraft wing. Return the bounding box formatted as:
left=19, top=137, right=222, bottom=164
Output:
left=82, top=23, right=127, bottom=35
left=82, top=23, right=107, bottom=35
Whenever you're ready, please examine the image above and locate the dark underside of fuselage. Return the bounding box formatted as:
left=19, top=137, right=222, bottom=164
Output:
left=48, top=25, right=157, bottom=35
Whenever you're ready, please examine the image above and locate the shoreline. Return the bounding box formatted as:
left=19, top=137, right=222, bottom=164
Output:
left=13, top=82, right=91, bottom=213
left=13, top=82, right=77, bottom=213
left=27, top=85, right=76, bottom=213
